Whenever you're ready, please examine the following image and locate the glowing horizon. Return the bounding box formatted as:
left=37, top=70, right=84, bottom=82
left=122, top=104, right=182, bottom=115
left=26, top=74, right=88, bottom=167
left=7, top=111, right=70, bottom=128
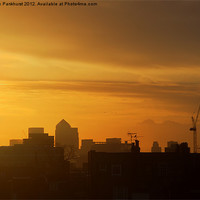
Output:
left=0, top=1, right=200, bottom=151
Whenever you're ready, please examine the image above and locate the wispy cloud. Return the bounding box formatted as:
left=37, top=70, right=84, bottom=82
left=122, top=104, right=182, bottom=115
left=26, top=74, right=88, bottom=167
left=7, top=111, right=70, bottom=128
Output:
left=0, top=1, right=200, bottom=68
left=2, top=80, right=199, bottom=112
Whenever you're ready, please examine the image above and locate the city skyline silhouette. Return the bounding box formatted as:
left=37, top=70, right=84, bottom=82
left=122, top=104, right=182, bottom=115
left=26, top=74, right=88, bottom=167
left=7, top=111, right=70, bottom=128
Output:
left=1, top=120, right=199, bottom=199
left=0, top=1, right=200, bottom=152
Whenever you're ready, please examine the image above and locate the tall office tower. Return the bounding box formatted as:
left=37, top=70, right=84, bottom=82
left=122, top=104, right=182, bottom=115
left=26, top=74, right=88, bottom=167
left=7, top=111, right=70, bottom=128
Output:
left=55, top=119, right=79, bottom=160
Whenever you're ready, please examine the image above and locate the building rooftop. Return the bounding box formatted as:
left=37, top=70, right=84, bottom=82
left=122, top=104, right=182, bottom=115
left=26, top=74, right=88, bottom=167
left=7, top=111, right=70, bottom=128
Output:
left=56, top=119, right=71, bottom=128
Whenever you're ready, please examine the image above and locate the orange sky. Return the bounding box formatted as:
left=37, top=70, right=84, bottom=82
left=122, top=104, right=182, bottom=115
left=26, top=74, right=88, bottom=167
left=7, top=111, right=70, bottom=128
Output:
left=0, top=1, right=200, bottom=151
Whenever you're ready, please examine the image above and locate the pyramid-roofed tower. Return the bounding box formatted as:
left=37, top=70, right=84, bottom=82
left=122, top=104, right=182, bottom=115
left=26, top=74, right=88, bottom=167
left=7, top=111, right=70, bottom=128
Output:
left=55, top=119, right=79, bottom=150
left=56, top=119, right=71, bottom=128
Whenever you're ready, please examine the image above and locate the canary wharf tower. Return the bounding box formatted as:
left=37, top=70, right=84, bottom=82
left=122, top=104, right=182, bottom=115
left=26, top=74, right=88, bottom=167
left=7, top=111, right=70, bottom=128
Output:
left=55, top=119, right=79, bottom=150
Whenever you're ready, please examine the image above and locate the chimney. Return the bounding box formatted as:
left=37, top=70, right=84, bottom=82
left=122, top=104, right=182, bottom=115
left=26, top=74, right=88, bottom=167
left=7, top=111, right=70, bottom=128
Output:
left=131, top=140, right=140, bottom=153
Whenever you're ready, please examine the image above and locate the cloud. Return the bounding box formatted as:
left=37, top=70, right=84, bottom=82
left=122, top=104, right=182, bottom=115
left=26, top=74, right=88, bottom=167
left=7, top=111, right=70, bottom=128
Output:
left=0, top=1, right=200, bottom=68
left=2, top=80, right=199, bottom=113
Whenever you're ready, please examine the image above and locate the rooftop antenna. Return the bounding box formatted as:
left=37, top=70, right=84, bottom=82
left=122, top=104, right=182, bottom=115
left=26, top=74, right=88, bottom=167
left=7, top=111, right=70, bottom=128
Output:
left=128, top=132, right=137, bottom=143
left=128, top=132, right=143, bottom=143
left=190, top=105, right=200, bottom=153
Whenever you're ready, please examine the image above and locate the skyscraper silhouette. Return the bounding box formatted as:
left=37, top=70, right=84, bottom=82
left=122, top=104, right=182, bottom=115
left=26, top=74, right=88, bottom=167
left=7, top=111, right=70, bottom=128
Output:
left=151, top=141, right=162, bottom=152
left=55, top=119, right=79, bottom=160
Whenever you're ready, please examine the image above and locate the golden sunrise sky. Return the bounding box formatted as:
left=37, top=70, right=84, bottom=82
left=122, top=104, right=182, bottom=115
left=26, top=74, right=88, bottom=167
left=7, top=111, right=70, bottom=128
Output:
left=0, top=1, right=200, bottom=151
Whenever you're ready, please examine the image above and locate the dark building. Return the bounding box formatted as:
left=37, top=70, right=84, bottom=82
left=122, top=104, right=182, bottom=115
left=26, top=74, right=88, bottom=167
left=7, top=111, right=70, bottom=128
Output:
left=79, top=138, right=131, bottom=168
left=88, top=148, right=200, bottom=199
left=0, top=145, right=66, bottom=199
left=55, top=120, right=79, bottom=149
left=0, top=127, right=68, bottom=199
left=131, top=140, right=140, bottom=153
left=0, top=145, right=65, bottom=175
left=10, top=139, right=23, bottom=146
left=55, top=120, right=79, bottom=161
left=2, top=128, right=65, bottom=178
left=151, top=141, right=161, bottom=152
left=165, top=141, right=190, bottom=153
left=23, top=127, right=54, bottom=147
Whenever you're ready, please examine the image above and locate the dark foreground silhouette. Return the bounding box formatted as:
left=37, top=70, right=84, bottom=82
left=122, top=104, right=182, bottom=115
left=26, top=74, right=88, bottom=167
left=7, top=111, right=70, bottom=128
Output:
left=2, top=125, right=200, bottom=199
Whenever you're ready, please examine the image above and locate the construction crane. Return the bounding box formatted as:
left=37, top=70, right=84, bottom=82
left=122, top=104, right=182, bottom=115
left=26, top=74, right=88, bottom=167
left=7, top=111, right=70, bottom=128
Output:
left=190, top=105, right=200, bottom=153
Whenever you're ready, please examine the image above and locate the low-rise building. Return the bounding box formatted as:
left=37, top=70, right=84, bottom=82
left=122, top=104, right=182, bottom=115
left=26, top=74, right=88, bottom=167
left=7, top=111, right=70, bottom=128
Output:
left=88, top=145, right=200, bottom=199
left=79, top=138, right=132, bottom=168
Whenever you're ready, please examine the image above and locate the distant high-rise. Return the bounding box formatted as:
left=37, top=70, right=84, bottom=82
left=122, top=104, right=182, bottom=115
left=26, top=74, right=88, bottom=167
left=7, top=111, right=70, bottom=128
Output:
left=165, top=141, right=179, bottom=152
left=165, top=141, right=190, bottom=153
left=10, top=139, right=23, bottom=146
left=151, top=141, right=162, bottom=152
left=23, top=127, right=54, bottom=147
left=55, top=120, right=79, bottom=159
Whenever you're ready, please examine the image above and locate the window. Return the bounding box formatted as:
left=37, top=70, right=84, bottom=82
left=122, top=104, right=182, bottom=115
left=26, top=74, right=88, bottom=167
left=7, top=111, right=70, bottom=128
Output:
left=111, top=164, right=122, bottom=176
left=99, top=163, right=107, bottom=172
left=159, top=164, right=168, bottom=177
